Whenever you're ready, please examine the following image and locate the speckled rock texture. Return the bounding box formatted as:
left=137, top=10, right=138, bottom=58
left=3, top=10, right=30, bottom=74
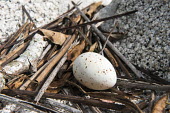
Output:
left=98, top=0, right=170, bottom=80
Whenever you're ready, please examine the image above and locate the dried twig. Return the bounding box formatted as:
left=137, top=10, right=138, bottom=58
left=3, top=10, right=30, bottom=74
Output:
left=45, top=98, right=81, bottom=113
left=39, top=44, right=52, bottom=60
left=5, top=22, right=34, bottom=49
left=0, top=22, right=29, bottom=53
left=0, top=41, right=30, bottom=67
left=2, top=89, right=126, bottom=110
left=37, top=45, right=58, bottom=69
left=114, top=53, right=132, bottom=77
left=0, top=94, right=45, bottom=113
left=34, top=54, right=67, bottom=102
left=22, top=5, right=37, bottom=28
left=100, top=27, right=116, bottom=54
left=117, top=78, right=170, bottom=91
left=104, top=48, right=118, bottom=67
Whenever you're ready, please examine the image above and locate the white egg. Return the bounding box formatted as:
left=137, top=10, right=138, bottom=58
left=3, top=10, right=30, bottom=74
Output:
left=73, top=52, right=117, bottom=90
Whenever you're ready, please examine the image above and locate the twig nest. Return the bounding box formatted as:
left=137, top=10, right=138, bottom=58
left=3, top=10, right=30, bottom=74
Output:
left=73, top=52, right=117, bottom=90
left=0, top=72, right=5, bottom=92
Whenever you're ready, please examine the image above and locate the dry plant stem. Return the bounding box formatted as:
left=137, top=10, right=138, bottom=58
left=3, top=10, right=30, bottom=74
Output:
left=87, top=92, right=143, bottom=113
left=39, top=44, right=52, bottom=60
left=2, top=89, right=125, bottom=110
left=22, top=5, right=37, bottom=28
left=0, top=22, right=29, bottom=53
left=122, top=101, right=148, bottom=113
left=37, top=45, right=58, bottom=69
left=72, top=2, right=144, bottom=78
left=22, top=5, right=25, bottom=24
left=35, top=35, right=75, bottom=83
left=22, top=23, right=34, bottom=39
left=0, top=94, right=60, bottom=113
left=46, top=98, right=81, bottom=113
left=117, top=78, right=170, bottom=91
left=40, top=6, right=76, bottom=30
left=89, top=106, right=102, bottom=113
left=34, top=54, right=67, bottom=102
left=104, top=48, right=118, bottom=67
left=5, top=23, right=33, bottom=49
left=0, top=41, right=30, bottom=67
left=77, top=29, right=92, bottom=45
left=148, top=91, right=155, bottom=113
left=100, top=27, right=115, bottom=54
left=66, top=80, right=87, bottom=94
left=114, top=53, right=132, bottom=77
left=45, top=45, right=58, bottom=61
left=19, top=58, right=51, bottom=90
left=0, top=94, right=44, bottom=113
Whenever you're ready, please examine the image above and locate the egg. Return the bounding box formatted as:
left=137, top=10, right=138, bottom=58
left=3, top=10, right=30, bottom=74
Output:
left=73, top=52, right=117, bottom=90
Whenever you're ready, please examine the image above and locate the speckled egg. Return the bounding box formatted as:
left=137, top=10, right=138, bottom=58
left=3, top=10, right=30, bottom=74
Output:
left=73, top=52, right=117, bottom=90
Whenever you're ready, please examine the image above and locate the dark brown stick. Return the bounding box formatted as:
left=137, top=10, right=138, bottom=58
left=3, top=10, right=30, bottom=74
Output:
left=56, top=10, right=138, bottom=31
left=1, top=89, right=125, bottom=110
left=117, top=78, right=170, bottom=91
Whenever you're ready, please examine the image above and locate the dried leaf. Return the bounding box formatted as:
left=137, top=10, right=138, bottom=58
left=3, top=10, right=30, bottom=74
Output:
left=104, top=48, right=118, bottom=67
left=86, top=2, right=102, bottom=17
left=103, top=32, right=126, bottom=42
left=10, top=76, right=27, bottom=89
left=0, top=42, right=29, bottom=67
left=26, top=83, right=38, bottom=91
left=71, top=15, right=81, bottom=23
left=88, top=42, right=98, bottom=52
left=67, top=40, right=85, bottom=61
left=152, top=95, right=168, bottom=113
left=46, top=88, right=60, bottom=93
left=40, top=29, right=70, bottom=45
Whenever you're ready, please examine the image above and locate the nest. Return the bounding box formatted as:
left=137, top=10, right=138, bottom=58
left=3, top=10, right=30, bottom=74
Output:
left=0, top=1, right=169, bottom=113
